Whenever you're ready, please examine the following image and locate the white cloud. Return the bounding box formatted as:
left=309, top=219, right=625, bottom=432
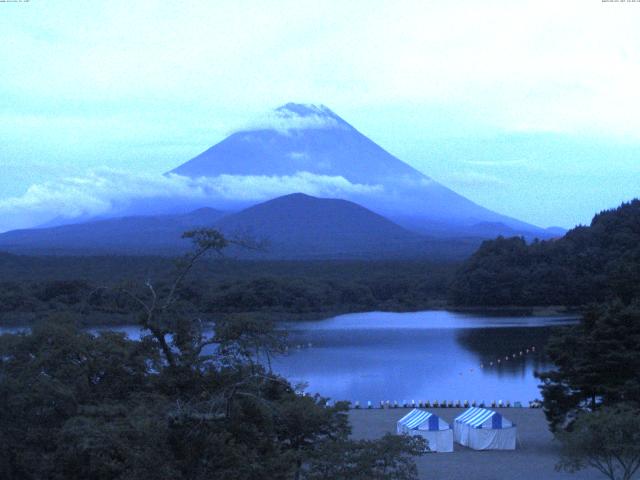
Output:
left=229, top=105, right=344, bottom=135
left=4, top=0, right=639, bottom=141
left=445, top=171, right=507, bottom=188
left=1, top=0, right=639, bottom=230
left=287, top=152, right=310, bottom=160
left=0, top=169, right=383, bottom=232
left=463, top=159, right=528, bottom=168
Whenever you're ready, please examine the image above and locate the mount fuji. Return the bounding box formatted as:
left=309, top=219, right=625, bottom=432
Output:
left=0, top=103, right=559, bottom=258
left=170, top=103, right=549, bottom=238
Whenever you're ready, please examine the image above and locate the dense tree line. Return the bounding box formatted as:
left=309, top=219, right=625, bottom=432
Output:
left=449, top=200, right=640, bottom=307
left=537, top=301, right=640, bottom=432
left=535, top=300, right=640, bottom=480
left=0, top=259, right=456, bottom=326
left=446, top=199, right=640, bottom=478
left=0, top=230, right=426, bottom=479
left=0, top=316, right=426, bottom=479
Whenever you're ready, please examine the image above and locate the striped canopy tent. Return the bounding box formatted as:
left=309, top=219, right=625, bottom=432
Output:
left=397, top=409, right=453, bottom=453
left=454, top=407, right=516, bottom=450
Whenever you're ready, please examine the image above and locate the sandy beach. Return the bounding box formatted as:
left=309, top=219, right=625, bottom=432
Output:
left=349, top=408, right=602, bottom=480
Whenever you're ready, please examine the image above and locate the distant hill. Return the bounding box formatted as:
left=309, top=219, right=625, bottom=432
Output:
left=169, top=103, right=551, bottom=239
left=449, top=199, right=640, bottom=306
left=0, top=193, right=483, bottom=260
left=215, top=193, right=423, bottom=258
left=0, top=208, right=225, bottom=255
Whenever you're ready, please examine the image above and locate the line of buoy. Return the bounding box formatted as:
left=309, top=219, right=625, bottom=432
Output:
left=350, top=399, right=543, bottom=409
left=282, top=342, right=314, bottom=354
left=478, top=345, right=537, bottom=371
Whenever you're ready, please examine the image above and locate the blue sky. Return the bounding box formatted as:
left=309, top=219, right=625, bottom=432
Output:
left=1, top=0, right=639, bottom=231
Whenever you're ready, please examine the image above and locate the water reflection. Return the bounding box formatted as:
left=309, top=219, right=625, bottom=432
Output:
left=272, top=311, right=577, bottom=404
left=454, top=327, right=552, bottom=377
left=0, top=310, right=577, bottom=405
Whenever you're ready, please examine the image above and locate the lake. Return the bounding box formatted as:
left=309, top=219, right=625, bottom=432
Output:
left=0, top=310, right=578, bottom=405
left=274, top=310, right=578, bottom=405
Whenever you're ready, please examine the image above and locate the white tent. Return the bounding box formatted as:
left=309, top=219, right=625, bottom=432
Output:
left=397, top=409, right=454, bottom=453
left=454, top=407, right=516, bottom=450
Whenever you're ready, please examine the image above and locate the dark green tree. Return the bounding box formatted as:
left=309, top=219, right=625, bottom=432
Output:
left=0, top=229, right=424, bottom=480
left=556, top=405, right=640, bottom=480
left=304, top=434, right=426, bottom=480
left=449, top=199, right=640, bottom=307
left=537, top=301, right=640, bottom=432
left=0, top=317, right=156, bottom=479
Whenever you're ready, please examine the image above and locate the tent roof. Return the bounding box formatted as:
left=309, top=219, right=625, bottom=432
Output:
left=455, top=407, right=511, bottom=428
left=397, top=409, right=446, bottom=430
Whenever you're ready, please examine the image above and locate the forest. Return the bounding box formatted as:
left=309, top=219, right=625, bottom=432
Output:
left=3, top=202, right=640, bottom=478
left=449, top=200, right=640, bottom=307
left=0, top=230, right=428, bottom=480
left=0, top=255, right=456, bottom=327
left=2, top=200, right=640, bottom=329
left=446, top=200, right=640, bottom=478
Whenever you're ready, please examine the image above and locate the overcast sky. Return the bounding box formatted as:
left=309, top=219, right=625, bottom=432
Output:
left=1, top=0, right=639, bottom=230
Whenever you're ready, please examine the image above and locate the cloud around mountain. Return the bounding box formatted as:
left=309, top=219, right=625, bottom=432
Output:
left=0, top=103, right=549, bottom=237
left=227, top=103, right=347, bottom=135
left=0, top=168, right=383, bottom=233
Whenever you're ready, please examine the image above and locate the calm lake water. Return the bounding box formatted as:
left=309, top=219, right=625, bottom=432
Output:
left=274, top=311, right=578, bottom=405
left=0, top=310, right=578, bottom=404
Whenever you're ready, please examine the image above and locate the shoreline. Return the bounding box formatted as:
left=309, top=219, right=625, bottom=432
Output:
left=347, top=401, right=542, bottom=410
left=446, top=305, right=584, bottom=317
left=0, top=304, right=582, bottom=329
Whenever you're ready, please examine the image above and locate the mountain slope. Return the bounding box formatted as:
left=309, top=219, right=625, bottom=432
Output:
left=170, top=103, right=549, bottom=237
left=0, top=194, right=483, bottom=259
left=215, top=193, right=422, bottom=258
left=0, top=208, right=226, bottom=255
left=214, top=193, right=483, bottom=259
left=172, top=104, right=424, bottom=184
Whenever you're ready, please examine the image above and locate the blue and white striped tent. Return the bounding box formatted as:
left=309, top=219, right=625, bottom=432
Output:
left=454, top=407, right=516, bottom=450
left=397, top=409, right=453, bottom=452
